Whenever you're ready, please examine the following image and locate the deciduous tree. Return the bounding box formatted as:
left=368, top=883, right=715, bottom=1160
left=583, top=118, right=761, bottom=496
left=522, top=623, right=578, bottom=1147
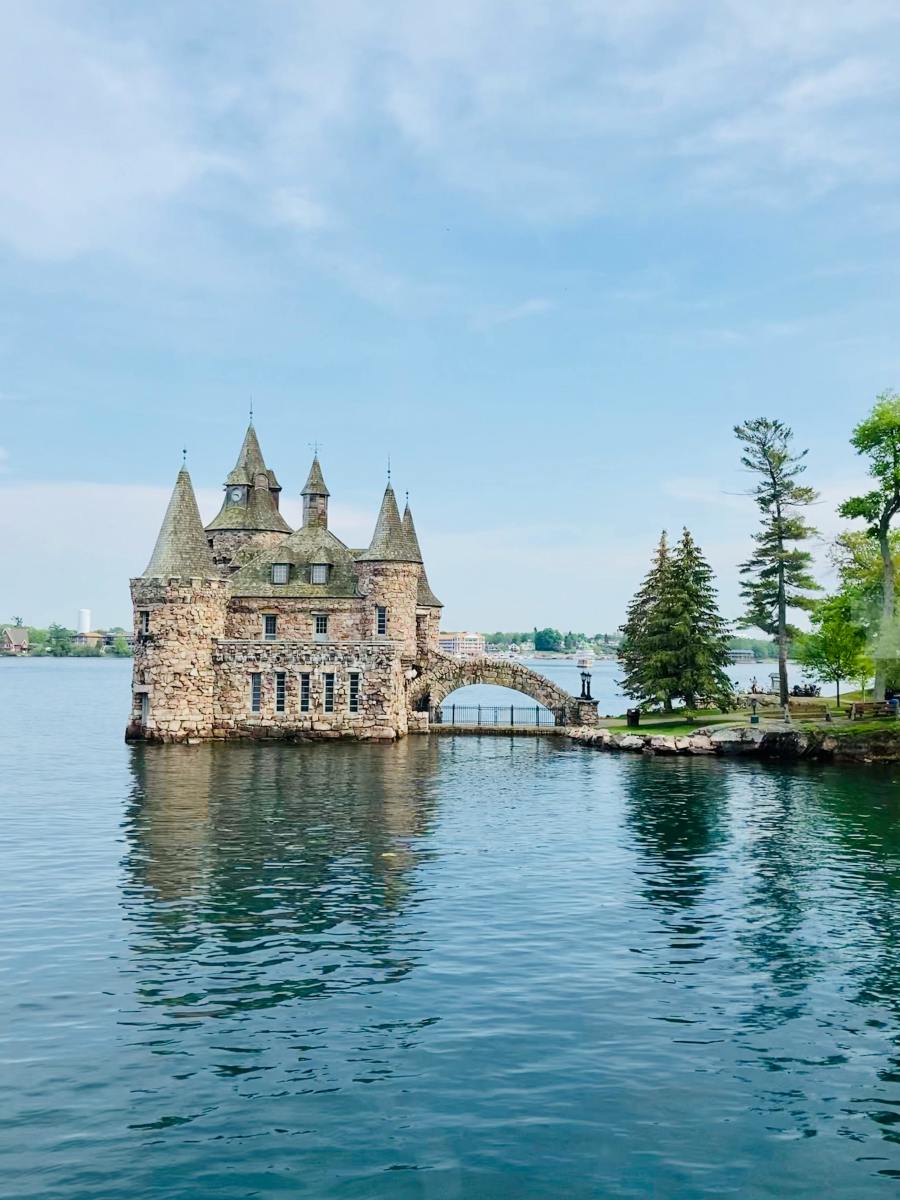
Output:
left=838, top=393, right=900, bottom=700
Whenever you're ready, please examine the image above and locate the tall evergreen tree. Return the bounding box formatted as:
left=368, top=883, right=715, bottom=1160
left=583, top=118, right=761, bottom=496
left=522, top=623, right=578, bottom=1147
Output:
left=735, top=418, right=820, bottom=705
left=665, top=529, right=734, bottom=709
left=619, top=530, right=733, bottom=711
left=619, top=531, right=675, bottom=710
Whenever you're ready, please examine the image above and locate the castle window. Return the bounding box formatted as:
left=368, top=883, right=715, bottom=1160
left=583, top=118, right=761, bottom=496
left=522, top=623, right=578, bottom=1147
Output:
left=376, top=606, right=387, bottom=636
left=314, top=614, right=328, bottom=640
left=250, top=673, right=262, bottom=713
left=263, top=614, right=277, bottom=641
left=348, top=672, right=360, bottom=714
left=324, top=672, right=335, bottom=713
left=310, top=563, right=329, bottom=584
left=140, top=693, right=150, bottom=725
left=139, top=610, right=150, bottom=635
left=300, top=673, right=311, bottom=712
left=272, top=563, right=290, bottom=585
left=275, top=671, right=286, bottom=712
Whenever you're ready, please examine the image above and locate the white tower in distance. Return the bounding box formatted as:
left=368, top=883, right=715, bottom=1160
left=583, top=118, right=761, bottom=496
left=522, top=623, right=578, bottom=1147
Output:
left=77, top=608, right=91, bottom=635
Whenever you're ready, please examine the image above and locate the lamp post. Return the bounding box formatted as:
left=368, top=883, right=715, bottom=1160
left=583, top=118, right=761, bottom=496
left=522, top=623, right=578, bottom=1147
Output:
left=580, top=670, right=593, bottom=701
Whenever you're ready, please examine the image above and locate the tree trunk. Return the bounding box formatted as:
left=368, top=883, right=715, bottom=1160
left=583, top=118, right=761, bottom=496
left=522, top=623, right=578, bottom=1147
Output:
left=836, top=678, right=841, bottom=707
left=777, top=563, right=789, bottom=706
left=874, top=524, right=895, bottom=702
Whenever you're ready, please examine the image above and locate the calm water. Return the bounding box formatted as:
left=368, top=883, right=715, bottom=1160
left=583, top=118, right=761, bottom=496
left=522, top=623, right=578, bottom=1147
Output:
left=2, top=659, right=900, bottom=1199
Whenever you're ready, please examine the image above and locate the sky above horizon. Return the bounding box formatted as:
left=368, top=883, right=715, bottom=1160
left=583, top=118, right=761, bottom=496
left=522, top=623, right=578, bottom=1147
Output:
left=2, top=0, right=899, bottom=631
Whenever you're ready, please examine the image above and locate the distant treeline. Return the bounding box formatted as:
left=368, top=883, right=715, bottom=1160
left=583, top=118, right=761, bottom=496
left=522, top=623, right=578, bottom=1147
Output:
left=727, top=635, right=779, bottom=659
left=15, top=625, right=132, bottom=657
left=484, top=630, right=620, bottom=652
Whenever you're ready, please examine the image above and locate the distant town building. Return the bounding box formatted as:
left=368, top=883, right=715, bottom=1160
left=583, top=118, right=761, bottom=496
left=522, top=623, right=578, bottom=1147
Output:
left=73, top=631, right=104, bottom=649
left=439, top=631, right=486, bottom=658
left=728, top=649, right=756, bottom=663
left=1, top=627, right=29, bottom=655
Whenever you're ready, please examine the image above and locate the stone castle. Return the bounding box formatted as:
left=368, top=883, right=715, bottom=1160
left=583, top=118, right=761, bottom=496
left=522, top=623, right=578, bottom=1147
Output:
left=128, top=424, right=597, bottom=743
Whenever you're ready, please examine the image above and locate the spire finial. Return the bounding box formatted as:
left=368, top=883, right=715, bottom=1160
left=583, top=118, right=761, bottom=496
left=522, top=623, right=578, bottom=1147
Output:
left=249, top=396, right=254, bottom=425
left=309, top=439, right=320, bottom=457
left=182, top=446, right=187, bottom=466
left=405, top=489, right=409, bottom=506
left=387, top=454, right=391, bottom=484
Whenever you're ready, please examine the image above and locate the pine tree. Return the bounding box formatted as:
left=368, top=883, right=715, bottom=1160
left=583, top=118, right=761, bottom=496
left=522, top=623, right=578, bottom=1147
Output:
left=619, top=532, right=678, bottom=710
left=620, top=530, right=733, bottom=712
left=735, top=418, right=820, bottom=705
left=664, top=529, right=734, bottom=709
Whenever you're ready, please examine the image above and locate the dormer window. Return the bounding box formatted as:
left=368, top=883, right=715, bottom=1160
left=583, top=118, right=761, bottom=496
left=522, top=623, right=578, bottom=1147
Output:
left=271, top=563, right=290, bottom=584
left=310, top=563, right=329, bottom=584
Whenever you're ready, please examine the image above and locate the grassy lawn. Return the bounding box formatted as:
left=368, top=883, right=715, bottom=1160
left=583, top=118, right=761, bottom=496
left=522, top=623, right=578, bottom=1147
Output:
left=601, top=712, right=740, bottom=737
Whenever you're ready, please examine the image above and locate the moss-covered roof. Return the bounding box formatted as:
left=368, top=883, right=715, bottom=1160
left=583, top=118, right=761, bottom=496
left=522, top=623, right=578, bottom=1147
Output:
left=229, top=524, right=362, bottom=597
left=207, top=423, right=291, bottom=533
left=143, top=467, right=216, bottom=578
left=402, top=503, right=442, bottom=607
left=357, top=485, right=420, bottom=562
left=206, top=486, right=292, bottom=533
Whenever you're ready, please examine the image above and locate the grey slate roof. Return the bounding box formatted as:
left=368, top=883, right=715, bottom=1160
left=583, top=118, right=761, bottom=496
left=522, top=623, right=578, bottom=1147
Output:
left=403, top=503, right=442, bottom=607
left=301, top=456, right=330, bottom=496
left=143, top=468, right=216, bottom=578
left=207, top=424, right=291, bottom=534
left=357, top=485, right=421, bottom=562
left=225, top=424, right=280, bottom=489
left=229, top=524, right=361, bottom=597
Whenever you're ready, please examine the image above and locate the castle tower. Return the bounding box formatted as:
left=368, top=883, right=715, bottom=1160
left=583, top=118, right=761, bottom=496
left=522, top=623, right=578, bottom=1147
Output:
left=127, top=465, right=227, bottom=743
left=205, top=423, right=291, bottom=570
left=402, top=500, right=443, bottom=656
left=301, top=455, right=330, bottom=529
left=355, top=484, right=421, bottom=662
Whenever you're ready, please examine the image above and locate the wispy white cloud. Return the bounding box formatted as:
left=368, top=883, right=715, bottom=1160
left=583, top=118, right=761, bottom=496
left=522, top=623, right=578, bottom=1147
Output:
left=473, top=298, right=556, bottom=331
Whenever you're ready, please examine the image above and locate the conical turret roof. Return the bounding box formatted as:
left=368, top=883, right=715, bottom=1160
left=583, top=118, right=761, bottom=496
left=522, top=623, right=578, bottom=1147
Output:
left=207, top=423, right=291, bottom=534
left=403, top=501, right=442, bottom=607
left=302, top=455, right=330, bottom=496
left=357, top=484, right=420, bottom=562
left=143, top=467, right=216, bottom=578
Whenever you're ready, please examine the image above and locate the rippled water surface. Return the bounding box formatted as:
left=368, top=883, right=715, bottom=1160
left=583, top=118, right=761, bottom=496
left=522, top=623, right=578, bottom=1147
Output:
left=3, top=659, right=900, bottom=1198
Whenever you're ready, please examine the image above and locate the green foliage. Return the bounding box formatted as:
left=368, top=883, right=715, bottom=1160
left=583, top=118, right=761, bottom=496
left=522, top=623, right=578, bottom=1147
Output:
left=26, top=627, right=49, bottom=654
left=534, top=627, right=564, bottom=653
left=47, top=625, right=73, bottom=656
left=838, top=393, right=900, bottom=698
left=735, top=417, right=820, bottom=704
left=11, top=616, right=23, bottom=627
left=619, top=529, right=733, bottom=711
left=794, top=596, right=869, bottom=706
left=483, top=632, right=533, bottom=647
left=727, top=635, right=777, bottom=659
left=109, top=635, right=131, bottom=657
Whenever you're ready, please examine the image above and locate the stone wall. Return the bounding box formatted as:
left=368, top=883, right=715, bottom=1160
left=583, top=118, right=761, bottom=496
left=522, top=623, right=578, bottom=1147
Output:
left=225, top=597, right=373, bottom=642
left=127, top=576, right=228, bottom=742
left=416, top=608, right=441, bottom=657
left=211, top=639, right=407, bottom=740
left=355, top=562, right=420, bottom=660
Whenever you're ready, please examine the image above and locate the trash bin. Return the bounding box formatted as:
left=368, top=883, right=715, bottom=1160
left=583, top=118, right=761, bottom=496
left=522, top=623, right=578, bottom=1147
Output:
left=626, top=708, right=640, bottom=728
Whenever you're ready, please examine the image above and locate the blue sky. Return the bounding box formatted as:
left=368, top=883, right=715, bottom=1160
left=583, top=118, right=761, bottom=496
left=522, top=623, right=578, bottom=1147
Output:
left=2, top=0, right=899, bottom=630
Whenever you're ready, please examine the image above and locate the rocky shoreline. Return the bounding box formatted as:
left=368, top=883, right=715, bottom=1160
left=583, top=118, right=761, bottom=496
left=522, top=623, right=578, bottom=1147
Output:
left=570, top=723, right=900, bottom=764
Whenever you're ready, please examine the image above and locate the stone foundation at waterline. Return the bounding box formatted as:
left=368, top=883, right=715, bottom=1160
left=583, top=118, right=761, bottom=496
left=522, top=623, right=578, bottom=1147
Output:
left=570, top=724, right=900, bottom=763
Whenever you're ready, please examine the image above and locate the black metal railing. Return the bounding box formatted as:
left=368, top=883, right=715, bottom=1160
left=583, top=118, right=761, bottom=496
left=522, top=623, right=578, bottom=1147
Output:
left=431, top=704, right=565, bottom=727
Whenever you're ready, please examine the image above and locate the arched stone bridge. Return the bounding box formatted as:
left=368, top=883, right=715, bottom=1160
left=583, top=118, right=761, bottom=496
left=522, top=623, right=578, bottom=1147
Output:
left=406, top=654, right=599, bottom=727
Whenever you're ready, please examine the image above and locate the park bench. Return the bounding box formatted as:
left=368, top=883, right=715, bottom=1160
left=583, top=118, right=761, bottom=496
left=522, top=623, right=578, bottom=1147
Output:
left=848, top=701, right=896, bottom=720
left=787, top=701, right=832, bottom=722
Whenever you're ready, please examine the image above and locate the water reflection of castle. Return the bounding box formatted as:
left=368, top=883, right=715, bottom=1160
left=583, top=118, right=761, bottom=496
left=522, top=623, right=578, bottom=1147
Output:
left=122, top=740, right=440, bottom=1016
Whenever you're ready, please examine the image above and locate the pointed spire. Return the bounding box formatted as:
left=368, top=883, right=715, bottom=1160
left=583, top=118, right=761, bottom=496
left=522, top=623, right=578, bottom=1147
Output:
left=143, top=467, right=215, bottom=578
left=301, top=454, right=330, bottom=529
left=358, top=484, right=419, bottom=562
left=401, top=500, right=423, bottom=562
left=226, top=423, right=269, bottom=485
left=402, top=500, right=442, bottom=607
left=302, top=455, right=330, bottom=497
left=208, top=423, right=291, bottom=533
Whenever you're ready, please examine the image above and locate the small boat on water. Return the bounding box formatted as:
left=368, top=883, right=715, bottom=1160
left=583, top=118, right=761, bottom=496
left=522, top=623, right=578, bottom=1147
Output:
left=576, top=651, right=594, bottom=668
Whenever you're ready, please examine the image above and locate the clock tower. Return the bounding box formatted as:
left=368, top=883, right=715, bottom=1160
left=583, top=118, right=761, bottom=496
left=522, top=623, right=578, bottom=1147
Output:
left=205, top=422, right=291, bottom=570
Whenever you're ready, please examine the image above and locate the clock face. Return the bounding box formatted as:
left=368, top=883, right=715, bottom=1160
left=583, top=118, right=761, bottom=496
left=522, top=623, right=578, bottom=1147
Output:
left=230, top=488, right=243, bottom=503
